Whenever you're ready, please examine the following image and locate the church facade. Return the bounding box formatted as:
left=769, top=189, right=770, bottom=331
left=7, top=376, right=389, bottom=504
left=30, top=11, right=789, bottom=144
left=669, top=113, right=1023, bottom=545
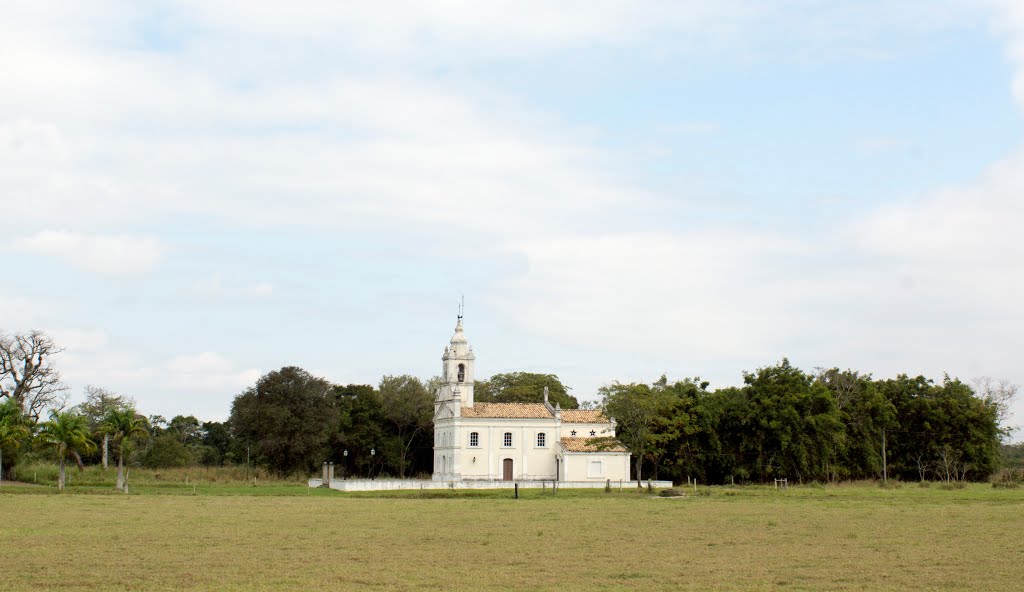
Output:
left=432, top=317, right=630, bottom=482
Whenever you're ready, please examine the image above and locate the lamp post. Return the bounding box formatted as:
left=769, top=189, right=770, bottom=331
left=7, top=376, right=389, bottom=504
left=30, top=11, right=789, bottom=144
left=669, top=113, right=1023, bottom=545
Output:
left=343, top=449, right=348, bottom=480
left=370, top=448, right=376, bottom=480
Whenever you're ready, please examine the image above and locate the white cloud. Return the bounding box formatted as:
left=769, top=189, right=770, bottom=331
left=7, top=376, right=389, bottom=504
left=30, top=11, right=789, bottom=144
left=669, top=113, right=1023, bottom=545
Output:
left=177, top=0, right=761, bottom=57
left=51, top=328, right=109, bottom=353
left=0, top=295, right=49, bottom=328
left=246, top=282, right=274, bottom=297
left=165, top=352, right=261, bottom=390
left=187, top=276, right=275, bottom=300
left=10, top=231, right=162, bottom=276
left=2, top=0, right=1023, bottom=433
left=61, top=346, right=261, bottom=419
left=494, top=232, right=806, bottom=358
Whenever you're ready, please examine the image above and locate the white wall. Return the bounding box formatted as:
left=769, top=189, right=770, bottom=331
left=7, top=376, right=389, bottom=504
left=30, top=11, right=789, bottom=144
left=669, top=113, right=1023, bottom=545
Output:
left=457, top=418, right=560, bottom=480
left=563, top=452, right=630, bottom=482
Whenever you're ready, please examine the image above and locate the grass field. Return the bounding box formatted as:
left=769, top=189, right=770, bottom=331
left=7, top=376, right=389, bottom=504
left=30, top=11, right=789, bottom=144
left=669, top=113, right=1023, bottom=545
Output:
left=1, top=481, right=1022, bottom=591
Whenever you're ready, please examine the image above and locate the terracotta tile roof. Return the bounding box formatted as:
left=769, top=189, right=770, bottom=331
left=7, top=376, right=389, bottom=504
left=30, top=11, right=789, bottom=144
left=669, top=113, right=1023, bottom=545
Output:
left=461, top=403, right=553, bottom=419
left=560, top=437, right=628, bottom=453
left=560, top=409, right=607, bottom=423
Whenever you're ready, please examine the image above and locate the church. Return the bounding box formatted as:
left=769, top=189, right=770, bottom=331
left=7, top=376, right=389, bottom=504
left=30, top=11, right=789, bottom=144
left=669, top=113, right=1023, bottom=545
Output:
left=432, top=316, right=630, bottom=483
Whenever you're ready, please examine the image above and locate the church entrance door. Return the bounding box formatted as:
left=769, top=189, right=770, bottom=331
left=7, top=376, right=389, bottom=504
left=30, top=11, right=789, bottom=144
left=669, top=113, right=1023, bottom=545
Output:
left=502, top=459, right=513, bottom=481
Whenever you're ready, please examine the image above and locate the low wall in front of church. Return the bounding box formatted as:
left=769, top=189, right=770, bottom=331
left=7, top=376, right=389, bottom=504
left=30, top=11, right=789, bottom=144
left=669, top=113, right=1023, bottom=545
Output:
left=308, top=478, right=673, bottom=492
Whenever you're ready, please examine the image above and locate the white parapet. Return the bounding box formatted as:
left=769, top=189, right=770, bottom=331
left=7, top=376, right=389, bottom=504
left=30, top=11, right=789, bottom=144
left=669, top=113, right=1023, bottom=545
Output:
left=308, top=478, right=673, bottom=492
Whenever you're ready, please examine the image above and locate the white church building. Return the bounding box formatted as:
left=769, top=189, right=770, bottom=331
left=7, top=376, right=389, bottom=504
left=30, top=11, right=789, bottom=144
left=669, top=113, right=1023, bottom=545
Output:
left=432, top=317, right=630, bottom=483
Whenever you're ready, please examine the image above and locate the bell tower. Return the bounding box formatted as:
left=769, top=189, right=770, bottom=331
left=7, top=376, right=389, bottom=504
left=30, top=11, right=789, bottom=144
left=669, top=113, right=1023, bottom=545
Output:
left=434, top=309, right=475, bottom=481
left=439, top=314, right=475, bottom=407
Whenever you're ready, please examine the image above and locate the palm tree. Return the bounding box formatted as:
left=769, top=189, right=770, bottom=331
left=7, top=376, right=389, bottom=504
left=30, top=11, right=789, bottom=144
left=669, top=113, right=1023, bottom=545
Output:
left=36, top=411, right=96, bottom=492
left=0, top=399, right=31, bottom=487
left=100, top=408, right=148, bottom=493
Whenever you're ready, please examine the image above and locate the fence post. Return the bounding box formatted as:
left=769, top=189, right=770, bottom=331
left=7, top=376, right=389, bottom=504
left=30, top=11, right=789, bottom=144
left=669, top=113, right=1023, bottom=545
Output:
left=514, top=483, right=519, bottom=499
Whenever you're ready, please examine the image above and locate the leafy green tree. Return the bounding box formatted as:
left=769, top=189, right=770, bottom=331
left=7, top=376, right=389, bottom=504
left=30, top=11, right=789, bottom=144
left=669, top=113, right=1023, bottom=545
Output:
left=476, top=372, right=579, bottom=409
left=378, top=375, right=433, bottom=478
left=740, top=359, right=844, bottom=482
left=879, top=374, right=1000, bottom=481
left=100, top=408, right=149, bottom=492
left=36, top=411, right=96, bottom=492
left=143, top=433, right=196, bottom=468
left=332, top=384, right=384, bottom=478
left=690, top=386, right=749, bottom=483
left=0, top=398, right=31, bottom=484
left=815, top=369, right=896, bottom=480
left=601, top=381, right=670, bottom=485
left=230, top=367, right=339, bottom=475
left=648, top=376, right=708, bottom=482
left=168, top=415, right=203, bottom=445
left=200, top=421, right=235, bottom=465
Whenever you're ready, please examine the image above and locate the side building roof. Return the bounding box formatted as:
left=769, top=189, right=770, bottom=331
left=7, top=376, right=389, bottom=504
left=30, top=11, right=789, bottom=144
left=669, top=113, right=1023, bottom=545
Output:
left=560, top=437, right=628, bottom=453
left=560, top=409, right=608, bottom=423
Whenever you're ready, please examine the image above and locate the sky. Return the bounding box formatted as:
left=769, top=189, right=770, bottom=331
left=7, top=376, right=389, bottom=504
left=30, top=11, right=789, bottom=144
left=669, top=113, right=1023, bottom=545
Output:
left=2, top=1, right=1023, bottom=435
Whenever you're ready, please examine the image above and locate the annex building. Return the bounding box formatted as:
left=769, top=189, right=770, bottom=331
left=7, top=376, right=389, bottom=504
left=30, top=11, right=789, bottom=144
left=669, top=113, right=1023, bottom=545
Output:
left=432, top=317, right=630, bottom=483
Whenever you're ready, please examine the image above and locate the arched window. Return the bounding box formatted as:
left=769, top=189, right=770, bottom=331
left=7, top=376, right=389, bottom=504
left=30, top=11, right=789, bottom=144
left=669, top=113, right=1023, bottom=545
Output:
left=469, top=432, right=479, bottom=447
left=457, top=363, right=465, bottom=382
left=536, top=433, right=546, bottom=447
left=503, top=432, right=513, bottom=447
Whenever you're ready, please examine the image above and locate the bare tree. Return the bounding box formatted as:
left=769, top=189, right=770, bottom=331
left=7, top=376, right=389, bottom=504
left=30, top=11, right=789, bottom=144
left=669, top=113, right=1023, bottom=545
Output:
left=0, top=331, right=69, bottom=422
left=77, top=386, right=134, bottom=469
left=915, top=453, right=929, bottom=482
left=972, top=377, right=1019, bottom=437
left=814, top=367, right=859, bottom=411
left=935, top=445, right=969, bottom=483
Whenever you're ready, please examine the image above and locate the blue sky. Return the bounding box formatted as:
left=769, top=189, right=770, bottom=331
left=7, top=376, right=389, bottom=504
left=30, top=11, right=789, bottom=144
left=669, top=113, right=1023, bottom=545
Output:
left=2, top=0, right=1023, bottom=435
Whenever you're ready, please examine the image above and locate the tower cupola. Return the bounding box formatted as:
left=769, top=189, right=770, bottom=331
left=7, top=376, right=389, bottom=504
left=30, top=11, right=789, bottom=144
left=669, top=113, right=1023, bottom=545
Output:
left=440, top=316, right=476, bottom=406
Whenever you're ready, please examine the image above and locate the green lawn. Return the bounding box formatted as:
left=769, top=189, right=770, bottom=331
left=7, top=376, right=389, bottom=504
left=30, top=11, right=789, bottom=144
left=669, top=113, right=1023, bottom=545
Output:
left=1, top=482, right=1022, bottom=591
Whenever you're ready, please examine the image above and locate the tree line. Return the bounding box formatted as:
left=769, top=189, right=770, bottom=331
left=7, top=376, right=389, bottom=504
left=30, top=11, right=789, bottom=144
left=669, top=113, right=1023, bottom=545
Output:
left=605, top=360, right=1016, bottom=484
left=1, top=330, right=1017, bottom=485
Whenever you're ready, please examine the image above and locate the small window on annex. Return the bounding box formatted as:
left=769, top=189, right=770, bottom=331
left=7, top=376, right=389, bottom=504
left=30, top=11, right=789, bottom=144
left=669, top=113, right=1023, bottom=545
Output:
left=536, top=433, right=546, bottom=447
left=588, top=460, right=603, bottom=478
left=469, top=432, right=479, bottom=447
left=503, top=432, right=513, bottom=447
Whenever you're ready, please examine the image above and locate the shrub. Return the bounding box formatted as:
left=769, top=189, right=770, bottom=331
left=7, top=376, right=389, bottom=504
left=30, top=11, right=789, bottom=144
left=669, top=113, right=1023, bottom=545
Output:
left=659, top=488, right=685, bottom=497
left=992, top=468, right=1024, bottom=486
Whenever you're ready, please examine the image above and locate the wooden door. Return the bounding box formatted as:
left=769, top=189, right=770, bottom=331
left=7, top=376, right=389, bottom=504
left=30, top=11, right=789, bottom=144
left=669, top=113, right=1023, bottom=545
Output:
left=503, top=458, right=513, bottom=481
